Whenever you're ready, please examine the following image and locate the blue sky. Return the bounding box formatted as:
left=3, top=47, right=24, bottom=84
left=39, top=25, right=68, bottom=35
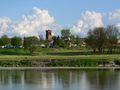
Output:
left=0, top=0, right=120, bottom=25
left=0, top=0, right=120, bottom=37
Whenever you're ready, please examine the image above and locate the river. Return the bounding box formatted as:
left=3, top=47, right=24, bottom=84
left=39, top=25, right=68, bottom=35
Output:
left=0, top=69, right=120, bottom=90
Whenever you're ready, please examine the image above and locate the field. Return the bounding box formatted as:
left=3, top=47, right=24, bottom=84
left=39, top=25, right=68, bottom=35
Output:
left=0, top=48, right=120, bottom=67
left=0, top=48, right=119, bottom=61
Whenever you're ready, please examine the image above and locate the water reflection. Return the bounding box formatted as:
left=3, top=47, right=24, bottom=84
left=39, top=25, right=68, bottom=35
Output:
left=0, top=69, right=120, bottom=90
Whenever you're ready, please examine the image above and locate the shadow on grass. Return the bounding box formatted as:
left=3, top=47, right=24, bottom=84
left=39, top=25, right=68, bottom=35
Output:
left=46, top=51, right=120, bottom=56
left=46, top=51, right=94, bottom=56
left=0, top=49, right=29, bottom=55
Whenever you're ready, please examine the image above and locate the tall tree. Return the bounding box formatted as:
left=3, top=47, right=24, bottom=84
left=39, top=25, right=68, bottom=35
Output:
left=86, top=27, right=107, bottom=53
left=61, top=29, right=71, bottom=47
left=106, top=25, right=119, bottom=53
left=94, top=27, right=107, bottom=52
left=0, top=35, right=10, bottom=46
left=61, top=29, right=71, bottom=39
left=75, top=35, right=80, bottom=45
left=85, top=29, right=97, bottom=52
left=23, top=36, right=40, bottom=54
left=56, top=36, right=60, bottom=46
left=52, top=36, right=57, bottom=47
left=11, top=36, right=22, bottom=47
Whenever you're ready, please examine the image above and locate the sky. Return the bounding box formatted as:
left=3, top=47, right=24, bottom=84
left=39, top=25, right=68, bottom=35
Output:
left=0, top=0, right=120, bottom=37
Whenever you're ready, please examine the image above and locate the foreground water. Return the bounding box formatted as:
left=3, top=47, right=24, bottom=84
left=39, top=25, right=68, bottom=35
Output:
left=0, top=69, right=120, bottom=90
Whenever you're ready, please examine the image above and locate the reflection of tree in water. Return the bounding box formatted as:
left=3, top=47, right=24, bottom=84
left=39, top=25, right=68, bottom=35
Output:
left=24, top=69, right=90, bottom=89
left=85, top=69, right=120, bottom=90
left=0, top=70, right=10, bottom=84
left=0, top=70, right=22, bottom=84
left=54, top=70, right=89, bottom=89
left=0, top=69, right=120, bottom=90
left=10, top=70, right=22, bottom=83
left=24, top=69, right=56, bottom=89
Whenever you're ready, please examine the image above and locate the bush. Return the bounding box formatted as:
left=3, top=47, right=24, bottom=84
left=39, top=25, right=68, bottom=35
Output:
left=98, top=59, right=109, bottom=66
left=114, top=59, right=120, bottom=65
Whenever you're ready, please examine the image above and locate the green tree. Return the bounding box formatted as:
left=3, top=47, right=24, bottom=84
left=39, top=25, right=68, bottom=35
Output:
left=94, top=27, right=107, bottom=53
left=56, top=36, right=60, bottom=46
left=11, top=36, right=22, bottom=47
left=59, top=39, right=66, bottom=48
left=52, top=36, right=57, bottom=47
left=61, top=29, right=71, bottom=47
left=73, top=35, right=80, bottom=45
left=86, top=27, right=107, bottom=53
left=0, top=35, right=10, bottom=46
left=106, top=25, right=119, bottom=53
left=23, top=36, right=40, bottom=54
left=52, top=36, right=61, bottom=47
left=61, top=29, right=71, bottom=39
left=85, top=29, right=97, bottom=52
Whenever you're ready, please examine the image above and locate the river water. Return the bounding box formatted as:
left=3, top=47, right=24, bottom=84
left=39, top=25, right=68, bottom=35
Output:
left=0, top=69, right=120, bottom=90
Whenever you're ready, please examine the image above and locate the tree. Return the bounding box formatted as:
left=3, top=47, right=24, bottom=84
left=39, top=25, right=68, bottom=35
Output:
left=0, top=35, right=10, bottom=46
left=52, top=36, right=57, bottom=47
left=106, top=25, right=119, bottom=53
left=61, top=29, right=71, bottom=47
left=56, top=36, right=60, bottom=46
left=86, top=26, right=120, bottom=53
left=94, top=27, right=107, bottom=53
left=23, top=36, right=40, bottom=54
left=85, top=29, right=97, bottom=52
left=61, top=29, right=71, bottom=39
left=86, top=27, right=107, bottom=53
left=74, top=35, right=80, bottom=45
left=39, top=34, right=44, bottom=44
left=11, top=36, right=22, bottom=47
left=59, top=39, right=66, bottom=48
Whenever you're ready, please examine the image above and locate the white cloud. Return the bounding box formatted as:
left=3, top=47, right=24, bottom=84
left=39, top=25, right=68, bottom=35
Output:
left=0, top=7, right=55, bottom=37
left=71, top=11, right=104, bottom=37
left=109, top=9, right=120, bottom=21
left=0, top=17, right=11, bottom=36
left=0, top=8, right=120, bottom=38
left=13, top=7, right=55, bottom=37
left=108, top=9, right=120, bottom=32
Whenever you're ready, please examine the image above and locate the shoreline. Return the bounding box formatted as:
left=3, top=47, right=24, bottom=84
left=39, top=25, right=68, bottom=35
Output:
left=0, top=54, right=119, bottom=67
left=0, top=67, right=120, bottom=70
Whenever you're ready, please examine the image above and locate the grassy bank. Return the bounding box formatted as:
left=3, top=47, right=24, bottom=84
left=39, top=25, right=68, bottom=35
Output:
left=0, top=54, right=120, bottom=61
left=0, top=48, right=119, bottom=67
left=0, top=55, right=119, bottom=67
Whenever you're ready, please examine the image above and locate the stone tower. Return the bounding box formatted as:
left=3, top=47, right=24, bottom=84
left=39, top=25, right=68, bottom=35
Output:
left=46, top=30, right=52, bottom=41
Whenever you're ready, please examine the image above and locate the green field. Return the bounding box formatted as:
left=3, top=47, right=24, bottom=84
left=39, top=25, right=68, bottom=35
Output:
left=0, top=48, right=119, bottom=61
left=0, top=48, right=119, bottom=67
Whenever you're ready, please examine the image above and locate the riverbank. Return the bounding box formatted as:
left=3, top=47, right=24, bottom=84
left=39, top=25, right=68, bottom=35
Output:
left=0, top=54, right=120, bottom=60
left=0, top=54, right=120, bottom=67
left=0, top=48, right=120, bottom=67
left=0, top=67, right=120, bottom=70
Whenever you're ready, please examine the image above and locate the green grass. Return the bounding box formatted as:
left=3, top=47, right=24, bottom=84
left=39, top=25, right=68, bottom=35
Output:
left=0, top=48, right=119, bottom=61
left=0, top=54, right=120, bottom=61
left=0, top=48, right=119, bottom=67
left=0, top=48, right=29, bottom=55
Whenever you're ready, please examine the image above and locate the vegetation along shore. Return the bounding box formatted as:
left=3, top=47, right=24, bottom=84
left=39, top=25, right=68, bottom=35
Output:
left=0, top=25, right=120, bottom=67
left=0, top=48, right=120, bottom=67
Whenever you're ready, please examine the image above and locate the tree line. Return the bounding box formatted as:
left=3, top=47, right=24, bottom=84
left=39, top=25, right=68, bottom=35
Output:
left=0, top=25, right=120, bottom=54
left=85, top=25, right=120, bottom=53
left=0, top=35, right=40, bottom=54
left=0, top=29, right=82, bottom=54
left=0, top=35, right=22, bottom=48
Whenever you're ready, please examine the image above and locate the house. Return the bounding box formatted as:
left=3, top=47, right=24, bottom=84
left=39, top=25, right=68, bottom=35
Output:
left=118, top=40, right=120, bottom=44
